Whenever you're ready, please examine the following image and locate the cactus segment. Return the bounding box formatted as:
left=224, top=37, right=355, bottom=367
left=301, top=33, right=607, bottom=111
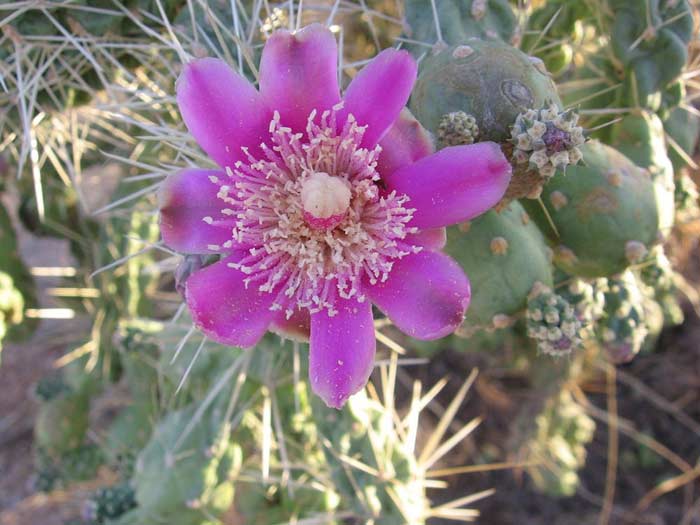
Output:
left=410, top=40, right=560, bottom=143
left=523, top=141, right=662, bottom=278
left=445, top=201, right=553, bottom=332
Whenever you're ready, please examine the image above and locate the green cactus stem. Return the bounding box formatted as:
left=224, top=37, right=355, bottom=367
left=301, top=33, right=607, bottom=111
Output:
left=523, top=141, right=663, bottom=278
left=410, top=40, right=561, bottom=144
left=444, top=201, right=553, bottom=333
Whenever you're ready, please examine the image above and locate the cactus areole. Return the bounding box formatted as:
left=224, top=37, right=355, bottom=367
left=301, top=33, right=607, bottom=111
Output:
left=158, top=24, right=512, bottom=408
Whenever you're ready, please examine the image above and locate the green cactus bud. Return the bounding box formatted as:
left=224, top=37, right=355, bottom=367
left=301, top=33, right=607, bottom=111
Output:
left=444, top=201, right=553, bottom=333
left=554, top=271, right=606, bottom=329
left=85, top=483, right=138, bottom=525
left=410, top=40, right=561, bottom=143
left=437, top=111, right=480, bottom=147
left=526, top=282, right=583, bottom=356
left=509, top=103, right=585, bottom=193
left=597, top=271, right=648, bottom=363
left=404, top=0, right=518, bottom=50
left=523, top=141, right=662, bottom=278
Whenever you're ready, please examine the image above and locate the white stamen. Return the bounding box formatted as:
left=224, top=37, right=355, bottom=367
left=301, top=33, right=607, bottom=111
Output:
left=211, top=107, right=417, bottom=314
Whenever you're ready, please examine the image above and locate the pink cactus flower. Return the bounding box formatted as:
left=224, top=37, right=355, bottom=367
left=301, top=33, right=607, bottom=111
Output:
left=159, top=24, right=512, bottom=408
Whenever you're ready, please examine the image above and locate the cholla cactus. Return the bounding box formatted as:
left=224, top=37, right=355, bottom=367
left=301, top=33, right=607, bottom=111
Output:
left=8, top=0, right=700, bottom=513
left=519, top=390, right=595, bottom=497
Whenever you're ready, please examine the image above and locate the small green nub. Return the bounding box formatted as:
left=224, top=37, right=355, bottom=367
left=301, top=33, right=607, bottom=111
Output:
left=437, top=111, right=480, bottom=147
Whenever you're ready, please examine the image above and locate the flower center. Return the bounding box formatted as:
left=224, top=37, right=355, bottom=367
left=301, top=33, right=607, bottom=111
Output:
left=300, top=171, right=351, bottom=230
left=214, top=105, right=419, bottom=317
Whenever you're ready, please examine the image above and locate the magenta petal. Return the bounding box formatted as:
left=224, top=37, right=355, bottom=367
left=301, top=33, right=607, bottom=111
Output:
left=309, top=298, right=376, bottom=409
left=341, top=49, right=417, bottom=147
left=368, top=251, right=470, bottom=340
left=159, top=169, right=237, bottom=254
left=177, top=58, right=271, bottom=168
left=377, top=108, right=433, bottom=177
left=386, top=142, right=512, bottom=229
left=185, top=255, right=276, bottom=347
left=407, top=228, right=447, bottom=250
left=259, top=23, right=341, bottom=132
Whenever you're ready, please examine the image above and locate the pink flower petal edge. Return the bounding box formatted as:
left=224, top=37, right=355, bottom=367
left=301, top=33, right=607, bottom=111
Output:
left=384, top=142, right=512, bottom=229
left=367, top=250, right=471, bottom=340
left=185, top=255, right=278, bottom=348
left=309, top=296, right=376, bottom=409
left=176, top=58, right=271, bottom=168
left=340, top=48, right=417, bottom=148
left=259, top=23, right=341, bottom=132
left=158, top=168, right=237, bottom=254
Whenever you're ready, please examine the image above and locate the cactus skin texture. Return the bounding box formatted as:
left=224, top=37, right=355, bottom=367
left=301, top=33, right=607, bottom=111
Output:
left=404, top=0, right=518, bottom=48
left=664, top=107, right=700, bottom=172
left=34, top=384, right=90, bottom=457
left=610, top=111, right=676, bottom=234
left=523, top=141, right=662, bottom=278
left=444, top=201, right=553, bottom=333
left=132, top=394, right=242, bottom=524
left=597, top=271, right=649, bottom=364
left=609, top=0, right=693, bottom=108
left=410, top=40, right=560, bottom=143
